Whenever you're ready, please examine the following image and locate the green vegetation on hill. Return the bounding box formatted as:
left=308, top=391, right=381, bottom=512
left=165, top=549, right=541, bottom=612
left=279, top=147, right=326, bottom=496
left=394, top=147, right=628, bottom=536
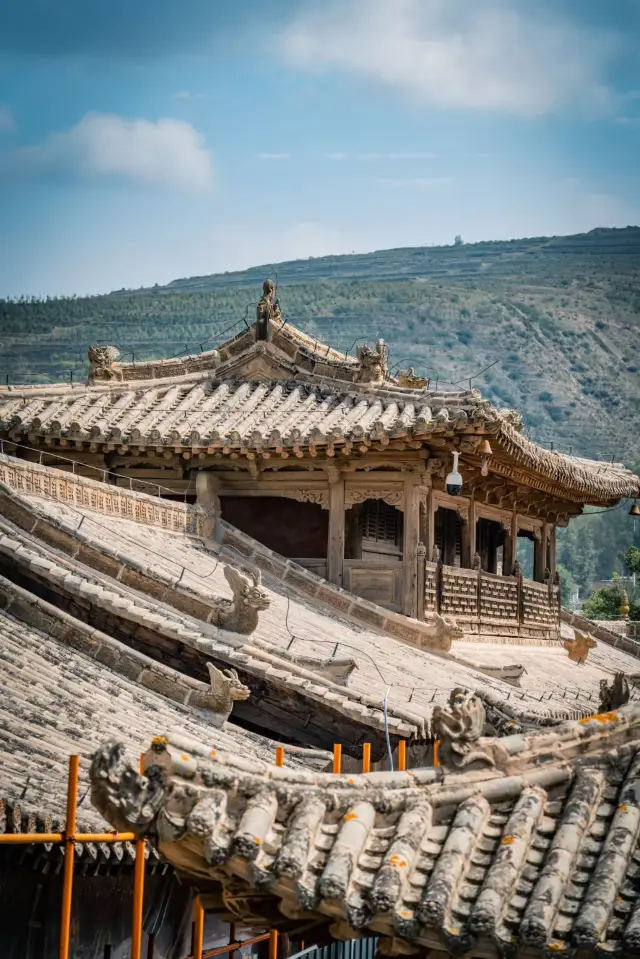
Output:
left=2, top=226, right=638, bottom=463
left=1, top=226, right=639, bottom=594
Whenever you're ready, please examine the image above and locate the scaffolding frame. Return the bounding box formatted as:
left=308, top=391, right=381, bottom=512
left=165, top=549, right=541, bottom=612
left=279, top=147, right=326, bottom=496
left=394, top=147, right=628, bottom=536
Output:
left=0, top=741, right=410, bottom=958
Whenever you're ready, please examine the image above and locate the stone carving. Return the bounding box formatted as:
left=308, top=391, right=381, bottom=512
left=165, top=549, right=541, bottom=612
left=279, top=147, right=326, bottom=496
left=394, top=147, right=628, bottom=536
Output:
left=599, top=672, right=630, bottom=712
left=423, top=612, right=464, bottom=651
left=432, top=687, right=509, bottom=769
left=90, top=741, right=166, bottom=837
left=205, top=663, right=250, bottom=721
left=472, top=551, right=481, bottom=570
left=212, top=566, right=271, bottom=635
left=87, top=345, right=123, bottom=382
left=256, top=279, right=282, bottom=341
left=397, top=367, right=429, bottom=389
left=356, top=339, right=388, bottom=384
left=564, top=629, right=597, bottom=663
left=345, top=487, right=403, bottom=510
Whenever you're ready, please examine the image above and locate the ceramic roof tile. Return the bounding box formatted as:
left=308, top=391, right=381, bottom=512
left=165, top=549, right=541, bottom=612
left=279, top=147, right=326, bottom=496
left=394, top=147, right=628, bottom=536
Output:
left=2, top=378, right=637, bottom=500
left=90, top=702, right=640, bottom=957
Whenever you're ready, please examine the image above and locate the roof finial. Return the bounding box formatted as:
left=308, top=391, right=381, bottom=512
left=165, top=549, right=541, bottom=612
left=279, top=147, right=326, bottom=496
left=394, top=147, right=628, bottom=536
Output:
left=256, top=279, right=281, bottom=342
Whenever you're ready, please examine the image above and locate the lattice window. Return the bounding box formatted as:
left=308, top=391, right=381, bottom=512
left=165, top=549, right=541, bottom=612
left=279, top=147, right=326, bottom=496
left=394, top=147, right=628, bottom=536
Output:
left=361, top=499, right=402, bottom=551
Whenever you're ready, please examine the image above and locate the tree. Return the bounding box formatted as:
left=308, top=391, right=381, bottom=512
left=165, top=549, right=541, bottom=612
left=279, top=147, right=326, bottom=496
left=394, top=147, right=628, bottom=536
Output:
left=624, top=546, right=640, bottom=577
left=556, top=562, right=578, bottom=609
left=454, top=234, right=464, bottom=246
left=556, top=520, right=598, bottom=593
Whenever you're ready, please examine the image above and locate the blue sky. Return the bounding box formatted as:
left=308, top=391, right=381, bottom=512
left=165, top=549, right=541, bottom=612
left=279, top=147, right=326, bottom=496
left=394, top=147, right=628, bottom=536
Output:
left=0, top=0, right=639, bottom=297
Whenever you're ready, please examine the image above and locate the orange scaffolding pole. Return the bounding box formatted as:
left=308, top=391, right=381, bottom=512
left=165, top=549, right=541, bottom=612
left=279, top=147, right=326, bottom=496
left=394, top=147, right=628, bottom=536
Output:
left=269, top=928, right=278, bottom=959
left=200, top=933, right=270, bottom=959
left=361, top=743, right=371, bottom=773
left=131, top=753, right=146, bottom=959
left=332, top=743, right=342, bottom=774
left=59, top=754, right=79, bottom=959
left=434, top=741, right=440, bottom=767
left=193, top=898, right=205, bottom=959
left=397, top=740, right=407, bottom=772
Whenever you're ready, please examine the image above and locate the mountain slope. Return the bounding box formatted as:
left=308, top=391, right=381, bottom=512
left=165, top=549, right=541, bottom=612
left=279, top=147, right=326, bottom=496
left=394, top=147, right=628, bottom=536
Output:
left=1, top=227, right=639, bottom=461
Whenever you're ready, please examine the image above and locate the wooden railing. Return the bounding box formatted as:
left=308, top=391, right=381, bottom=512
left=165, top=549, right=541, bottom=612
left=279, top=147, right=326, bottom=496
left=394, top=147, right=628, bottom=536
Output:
left=423, top=559, right=561, bottom=640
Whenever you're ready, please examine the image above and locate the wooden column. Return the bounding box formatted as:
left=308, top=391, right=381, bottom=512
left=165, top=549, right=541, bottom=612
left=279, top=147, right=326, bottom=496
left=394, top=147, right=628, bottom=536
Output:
left=426, top=488, right=436, bottom=561
left=402, top=475, right=422, bottom=617
left=549, top=526, right=557, bottom=576
left=506, top=509, right=518, bottom=576
left=534, top=526, right=545, bottom=582
left=326, top=475, right=345, bottom=587
left=541, top=521, right=550, bottom=576
left=468, top=496, right=477, bottom=565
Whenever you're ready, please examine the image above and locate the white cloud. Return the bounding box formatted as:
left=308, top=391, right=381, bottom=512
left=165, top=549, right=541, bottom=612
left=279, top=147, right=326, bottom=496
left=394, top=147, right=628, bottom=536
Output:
left=0, top=104, right=16, bottom=133
left=280, top=0, right=617, bottom=116
left=326, top=152, right=347, bottom=160
left=5, top=112, right=213, bottom=191
left=258, top=152, right=292, bottom=159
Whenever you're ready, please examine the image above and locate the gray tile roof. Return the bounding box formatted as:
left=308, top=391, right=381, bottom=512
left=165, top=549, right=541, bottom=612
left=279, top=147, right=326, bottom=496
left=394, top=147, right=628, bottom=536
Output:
left=1, top=377, right=637, bottom=501
left=13, top=483, right=640, bottom=730
left=91, top=702, right=640, bottom=957
left=0, top=581, right=297, bottom=846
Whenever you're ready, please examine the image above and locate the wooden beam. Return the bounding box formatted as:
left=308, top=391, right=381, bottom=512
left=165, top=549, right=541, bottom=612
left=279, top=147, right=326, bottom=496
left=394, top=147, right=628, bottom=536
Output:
left=326, top=474, right=345, bottom=588
left=402, top=474, right=422, bottom=617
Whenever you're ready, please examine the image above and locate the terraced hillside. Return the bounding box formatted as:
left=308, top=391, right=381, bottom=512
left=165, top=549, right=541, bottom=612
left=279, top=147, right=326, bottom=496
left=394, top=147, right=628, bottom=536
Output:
left=1, top=226, right=639, bottom=461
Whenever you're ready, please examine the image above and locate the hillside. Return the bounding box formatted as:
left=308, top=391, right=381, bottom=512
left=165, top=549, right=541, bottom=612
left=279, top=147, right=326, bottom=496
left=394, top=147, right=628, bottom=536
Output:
left=1, top=226, right=639, bottom=463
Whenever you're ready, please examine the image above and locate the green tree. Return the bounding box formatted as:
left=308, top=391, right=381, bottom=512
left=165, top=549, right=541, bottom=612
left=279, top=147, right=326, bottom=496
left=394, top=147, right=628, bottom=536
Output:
left=624, top=546, right=640, bottom=576
left=556, top=562, right=578, bottom=609
left=556, top=520, right=598, bottom=593
left=454, top=234, right=464, bottom=246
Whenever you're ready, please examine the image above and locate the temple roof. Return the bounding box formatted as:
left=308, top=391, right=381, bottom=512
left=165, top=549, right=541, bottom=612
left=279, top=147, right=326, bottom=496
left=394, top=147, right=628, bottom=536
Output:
left=0, top=573, right=305, bottom=855
left=91, top=701, right=640, bottom=958
left=3, top=451, right=640, bottom=737
left=1, top=375, right=637, bottom=502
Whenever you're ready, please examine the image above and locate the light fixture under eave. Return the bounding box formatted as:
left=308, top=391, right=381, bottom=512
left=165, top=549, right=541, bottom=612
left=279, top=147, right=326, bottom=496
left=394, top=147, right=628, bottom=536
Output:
left=446, top=451, right=463, bottom=496
left=479, top=438, right=492, bottom=476
left=630, top=501, right=640, bottom=517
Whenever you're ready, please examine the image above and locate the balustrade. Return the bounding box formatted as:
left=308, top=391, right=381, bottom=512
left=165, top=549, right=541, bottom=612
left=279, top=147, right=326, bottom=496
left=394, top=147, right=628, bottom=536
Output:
left=423, top=558, right=560, bottom=640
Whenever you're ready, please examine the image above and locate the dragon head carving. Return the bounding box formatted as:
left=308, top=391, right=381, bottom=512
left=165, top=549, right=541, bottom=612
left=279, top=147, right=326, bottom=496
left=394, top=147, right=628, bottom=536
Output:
left=207, top=663, right=250, bottom=706
left=223, top=565, right=270, bottom=612
left=88, top=345, right=122, bottom=382
left=432, top=687, right=509, bottom=770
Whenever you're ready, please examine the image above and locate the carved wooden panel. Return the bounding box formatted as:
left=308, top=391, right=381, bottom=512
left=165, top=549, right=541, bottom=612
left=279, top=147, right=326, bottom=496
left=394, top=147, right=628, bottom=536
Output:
left=0, top=454, right=203, bottom=535
left=343, top=560, right=402, bottom=612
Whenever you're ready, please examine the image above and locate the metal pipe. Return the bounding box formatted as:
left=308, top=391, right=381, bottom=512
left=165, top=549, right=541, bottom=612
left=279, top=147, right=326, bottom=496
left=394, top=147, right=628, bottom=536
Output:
left=201, top=933, right=270, bottom=959
left=59, top=754, right=79, bottom=959
left=0, top=830, right=138, bottom=844
left=193, top=898, right=205, bottom=959
left=0, top=832, right=64, bottom=844
left=131, top=753, right=146, bottom=959
left=269, top=928, right=278, bottom=959
left=362, top=743, right=371, bottom=773
left=74, top=832, right=137, bottom=842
